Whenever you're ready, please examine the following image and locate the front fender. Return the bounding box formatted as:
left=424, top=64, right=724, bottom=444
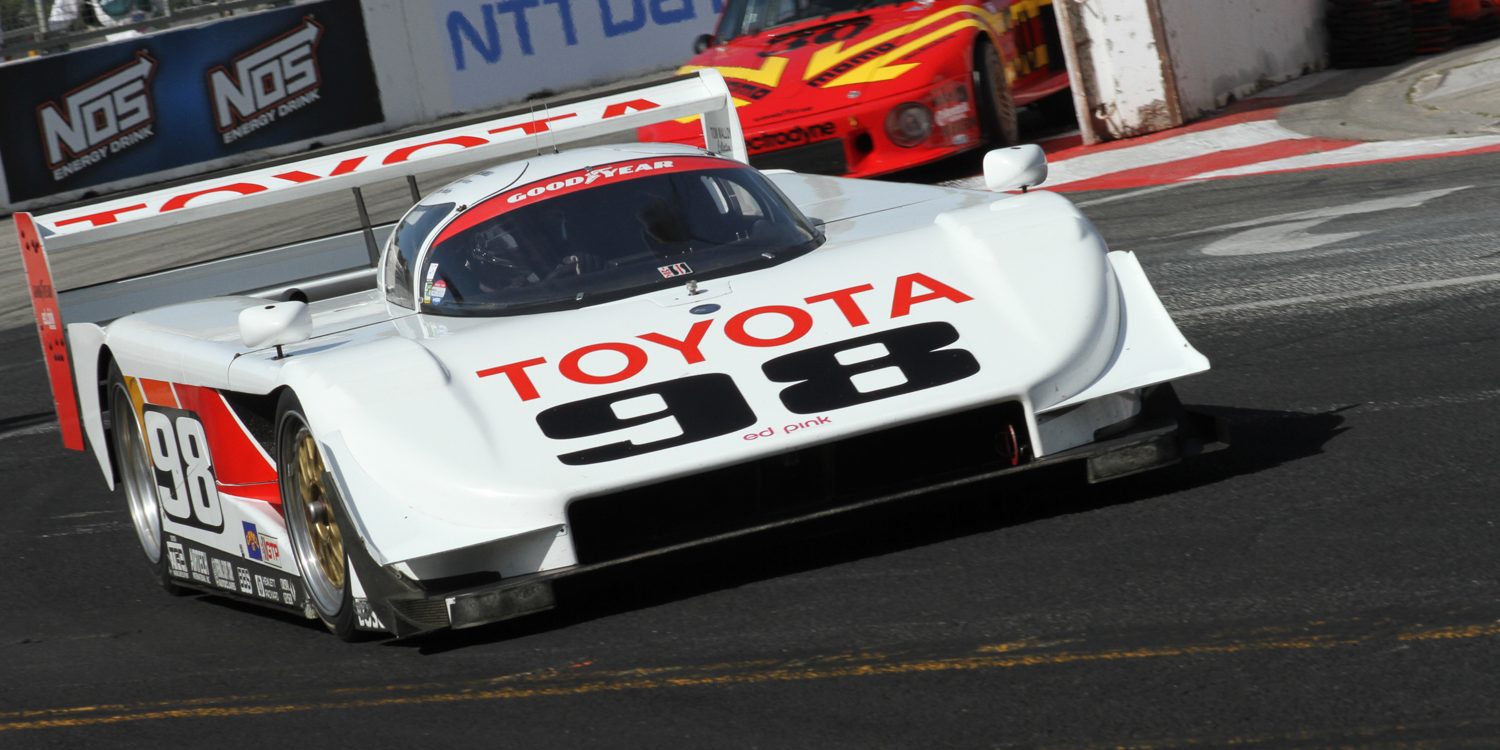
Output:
left=246, top=336, right=572, bottom=568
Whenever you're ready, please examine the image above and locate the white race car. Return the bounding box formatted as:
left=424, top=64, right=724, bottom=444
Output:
left=18, top=72, right=1220, bottom=639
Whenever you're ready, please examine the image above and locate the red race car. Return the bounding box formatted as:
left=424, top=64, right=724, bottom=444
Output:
left=639, top=0, right=1071, bottom=177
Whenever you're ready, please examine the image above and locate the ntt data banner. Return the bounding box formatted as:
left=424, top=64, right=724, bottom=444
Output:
left=0, top=0, right=382, bottom=205
left=436, top=0, right=722, bottom=112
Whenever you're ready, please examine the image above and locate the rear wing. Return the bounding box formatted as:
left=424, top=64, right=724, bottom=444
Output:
left=15, top=70, right=746, bottom=451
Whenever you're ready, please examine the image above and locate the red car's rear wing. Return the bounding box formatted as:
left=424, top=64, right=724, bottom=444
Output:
left=15, top=70, right=746, bottom=452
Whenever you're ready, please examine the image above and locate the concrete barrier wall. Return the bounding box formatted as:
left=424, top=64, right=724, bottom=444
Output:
left=0, top=0, right=723, bottom=211
left=2, top=0, right=1331, bottom=209
left=0, top=0, right=388, bottom=212
left=1158, top=0, right=1327, bottom=120
left=1054, top=0, right=1181, bottom=143
left=363, top=0, right=721, bottom=127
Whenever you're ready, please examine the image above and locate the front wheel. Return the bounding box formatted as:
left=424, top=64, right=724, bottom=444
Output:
left=107, top=362, right=187, bottom=595
left=276, top=391, right=360, bottom=640
left=975, top=40, right=1020, bottom=147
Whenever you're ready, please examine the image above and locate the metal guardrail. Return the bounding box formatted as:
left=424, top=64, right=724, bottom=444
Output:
left=1, top=0, right=290, bottom=60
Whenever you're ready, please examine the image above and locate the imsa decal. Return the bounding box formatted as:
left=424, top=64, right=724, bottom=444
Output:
left=208, top=16, right=324, bottom=145
left=35, top=51, right=157, bottom=182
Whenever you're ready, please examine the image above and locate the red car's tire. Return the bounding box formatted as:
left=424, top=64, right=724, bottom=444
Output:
left=975, top=39, right=1020, bottom=147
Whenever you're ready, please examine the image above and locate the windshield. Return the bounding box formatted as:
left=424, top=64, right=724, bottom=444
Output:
left=384, top=202, right=453, bottom=308
left=715, top=0, right=893, bottom=40
left=419, top=156, right=822, bottom=316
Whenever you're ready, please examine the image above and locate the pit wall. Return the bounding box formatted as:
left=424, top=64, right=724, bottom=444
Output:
left=1158, top=0, right=1328, bottom=120
left=1053, top=0, right=1182, bottom=142
left=1055, top=0, right=1327, bottom=143
left=1, top=0, right=1329, bottom=209
left=352, top=0, right=720, bottom=128
left=0, top=0, right=719, bottom=211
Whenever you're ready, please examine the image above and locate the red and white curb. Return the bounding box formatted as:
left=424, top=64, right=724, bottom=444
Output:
left=944, top=106, right=1500, bottom=193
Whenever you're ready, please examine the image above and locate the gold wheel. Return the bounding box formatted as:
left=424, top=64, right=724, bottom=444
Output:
left=279, top=405, right=349, bottom=623
left=294, top=432, right=345, bottom=593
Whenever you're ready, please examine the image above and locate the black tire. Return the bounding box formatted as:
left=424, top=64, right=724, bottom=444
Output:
left=106, top=361, right=188, bottom=595
left=275, top=390, right=360, bottom=641
left=974, top=39, right=1020, bottom=147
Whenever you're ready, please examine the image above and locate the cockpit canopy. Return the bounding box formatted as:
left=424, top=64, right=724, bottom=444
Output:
left=382, top=154, right=822, bottom=316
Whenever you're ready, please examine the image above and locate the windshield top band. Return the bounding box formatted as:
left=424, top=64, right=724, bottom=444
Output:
left=433, top=155, right=737, bottom=246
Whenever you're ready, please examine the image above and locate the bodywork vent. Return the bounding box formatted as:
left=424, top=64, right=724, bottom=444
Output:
left=568, top=402, right=1030, bottom=564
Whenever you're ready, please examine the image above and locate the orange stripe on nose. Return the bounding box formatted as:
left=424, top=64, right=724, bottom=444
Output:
left=137, top=379, right=180, bottom=408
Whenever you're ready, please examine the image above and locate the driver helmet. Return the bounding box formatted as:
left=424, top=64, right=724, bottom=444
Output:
left=466, top=224, right=529, bottom=290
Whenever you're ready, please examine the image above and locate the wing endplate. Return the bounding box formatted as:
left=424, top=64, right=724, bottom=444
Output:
left=15, top=212, right=85, bottom=451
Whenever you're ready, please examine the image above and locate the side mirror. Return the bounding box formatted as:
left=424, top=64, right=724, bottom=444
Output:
left=693, top=34, right=715, bottom=53
left=983, top=145, right=1047, bottom=193
left=239, top=301, right=312, bottom=355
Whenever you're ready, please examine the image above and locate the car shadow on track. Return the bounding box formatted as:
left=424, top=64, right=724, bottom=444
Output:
left=404, top=404, right=1347, bottom=654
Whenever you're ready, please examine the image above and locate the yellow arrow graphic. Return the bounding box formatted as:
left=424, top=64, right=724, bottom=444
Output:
left=804, top=4, right=1006, bottom=86
left=679, top=56, right=790, bottom=89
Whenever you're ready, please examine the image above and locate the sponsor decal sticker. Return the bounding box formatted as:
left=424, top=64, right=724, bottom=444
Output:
left=807, top=42, right=898, bottom=87
left=253, top=573, right=280, bottom=602
left=165, top=539, right=189, bottom=579
left=279, top=578, right=297, bottom=606
left=658, top=262, right=692, bottom=279
left=188, top=548, right=212, bottom=584
left=46, top=94, right=666, bottom=231
left=243, top=521, right=263, bottom=560
left=36, top=50, right=158, bottom=183
left=433, top=157, right=730, bottom=247
left=236, top=566, right=254, bottom=594
left=503, top=160, right=677, bottom=206
left=935, top=102, right=972, bottom=128
left=424, top=278, right=448, bottom=305
left=211, top=558, right=238, bottom=590
left=477, top=273, right=975, bottom=402
left=727, top=80, right=774, bottom=101
left=262, top=537, right=281, bottom=564
left=354, top=599, right=385, bottom=630
left=747, top=122, right=836, bottom=153
left=475, top=274, right=982, bottom=466
left=208, top=17, right=325, bottom=145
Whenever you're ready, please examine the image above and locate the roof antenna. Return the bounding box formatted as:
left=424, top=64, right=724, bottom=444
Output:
left=529, top=104, right=543, bottom=157
left=543, top=99, right=559, bottom=154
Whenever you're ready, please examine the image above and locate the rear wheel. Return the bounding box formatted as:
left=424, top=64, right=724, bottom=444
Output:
left=107, top=362, right=187, bottom=595
left=975, top=40, right=1020, bottom=147
left=276, top=391, right=360, bottom=640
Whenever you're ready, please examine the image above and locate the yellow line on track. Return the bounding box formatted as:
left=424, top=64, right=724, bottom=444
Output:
left=4, top=620, right=1499, bottom=732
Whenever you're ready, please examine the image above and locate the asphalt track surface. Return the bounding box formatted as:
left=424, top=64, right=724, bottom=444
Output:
left=2, top=147, right=1498, bottom=748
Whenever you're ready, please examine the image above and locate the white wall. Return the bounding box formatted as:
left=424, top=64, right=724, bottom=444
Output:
left=363, top=0, right=720, bottom=127
left=1054, top=0, right=1182, bottom=142
left=1158, top=0, right=1327, bottom=119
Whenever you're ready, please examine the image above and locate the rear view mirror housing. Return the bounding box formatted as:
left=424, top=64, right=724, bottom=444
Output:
left=239, top=301, right=312, bottom=356
left=983, top=145, right=1048, bottom=193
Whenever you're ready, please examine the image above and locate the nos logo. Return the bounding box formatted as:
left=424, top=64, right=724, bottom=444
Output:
left=35, top=51, right=157, bottom=170
left=207, top=17, right=323, bottom=134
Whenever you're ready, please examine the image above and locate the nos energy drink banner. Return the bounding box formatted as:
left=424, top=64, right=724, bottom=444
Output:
left=0, top=0, right=382, bottom=204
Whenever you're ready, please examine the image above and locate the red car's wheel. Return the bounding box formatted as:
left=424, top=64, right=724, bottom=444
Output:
left=975, top=40, right=1020, bottom=147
